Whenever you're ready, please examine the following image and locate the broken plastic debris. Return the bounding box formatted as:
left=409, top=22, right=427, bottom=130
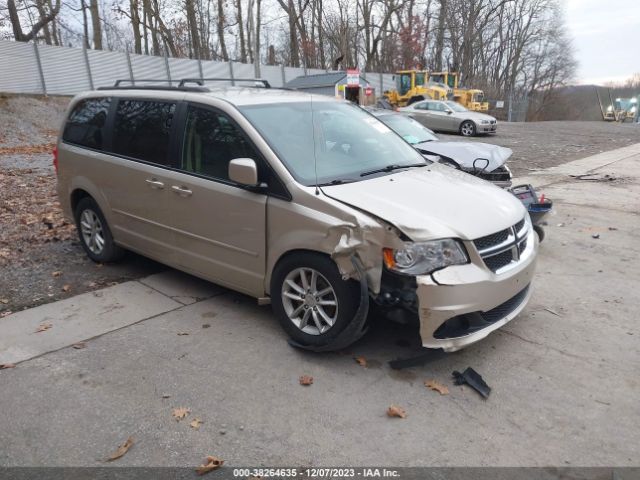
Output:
left=452, top=367, right=491, bottom=399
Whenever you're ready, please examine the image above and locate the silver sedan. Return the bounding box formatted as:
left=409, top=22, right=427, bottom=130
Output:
left=400, top=100, right=497, bottom=136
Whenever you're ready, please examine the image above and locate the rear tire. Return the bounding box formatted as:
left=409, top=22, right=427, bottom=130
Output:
left=460, top=120, right=476, bottom=137
left=74, top=197, right=124, bottom=263
left=533, top=225, right=545, bottom=243
left=271, top=252, right=361, bottom=348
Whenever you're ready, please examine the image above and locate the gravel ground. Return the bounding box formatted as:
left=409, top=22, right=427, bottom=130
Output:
left=1, top=95, right=639, bottom=316
left=438, top=120, right=640, bottom=175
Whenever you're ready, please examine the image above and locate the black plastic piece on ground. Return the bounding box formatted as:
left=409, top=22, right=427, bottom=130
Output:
left=388, top=348, right=447, bottom=370
left=453, top=367, right=491, bottom=398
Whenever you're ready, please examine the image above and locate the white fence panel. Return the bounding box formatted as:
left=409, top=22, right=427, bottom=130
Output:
left=38, top=43, right=90, bottom=95
left=130, top=54, right=167, bottom=81
left=0, top=41, right=42, bottom=93
left=260, top=65, right=283, bottom=88
left=168, top=57, right=200, bottom=82
left=306, top=68, right=326, bottom=76
left=201, top=61, right=232, bottom=85
left=87, top=49, right=130, bottom=89
left=231, top=62, right=254, bottom=80
left=282, top=66, right=303, bottom=85
left=382, top=74, right=395, bottom=92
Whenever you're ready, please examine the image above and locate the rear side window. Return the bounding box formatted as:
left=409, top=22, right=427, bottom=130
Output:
left=63, top=97, right=111, bottom=149
left=112, top=100, right=176, bottom=165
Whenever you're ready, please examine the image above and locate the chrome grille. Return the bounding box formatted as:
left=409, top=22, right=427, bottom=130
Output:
left=473, top=217, right=530, bottom=273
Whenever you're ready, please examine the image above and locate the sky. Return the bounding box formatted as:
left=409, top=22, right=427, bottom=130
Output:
left=565, top=0, right=640, bottom=85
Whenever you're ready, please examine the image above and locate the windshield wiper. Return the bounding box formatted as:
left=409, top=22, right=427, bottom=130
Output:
left=317, top=178, right=358, bottom=186
left=360, top=162, right=426, bottom=177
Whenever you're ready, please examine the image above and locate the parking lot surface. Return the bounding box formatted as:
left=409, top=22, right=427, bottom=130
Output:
left=1, top=144, right=639, bottom=467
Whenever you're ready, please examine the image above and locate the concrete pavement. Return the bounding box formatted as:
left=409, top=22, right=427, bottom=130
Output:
left=0, top=145, right=639, bottom=467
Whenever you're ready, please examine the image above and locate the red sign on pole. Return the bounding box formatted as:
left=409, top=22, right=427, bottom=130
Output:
left=365, top=86, right=373, bottom=96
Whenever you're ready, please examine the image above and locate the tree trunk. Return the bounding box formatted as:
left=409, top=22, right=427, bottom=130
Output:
left=236, top=0, right=247, bottom=62
left=434, top=0, right=446, bottom=70
left=80, top=0, right=91, bottom=48
left=217, top=0, right=229, bottom=61
left=130, top=0, right=143, bottom=54
left=89, top=0, right=102, bottom=49
left=7, top=0, right=61, bottom=42
left=185, top=0, right=202, bottom=58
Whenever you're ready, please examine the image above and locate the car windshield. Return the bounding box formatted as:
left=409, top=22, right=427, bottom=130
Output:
left=377, top=114, right=438, bottom=144
left=239, top=101, right=426, bottom=186
left=445, top=101, right=467, bottom=112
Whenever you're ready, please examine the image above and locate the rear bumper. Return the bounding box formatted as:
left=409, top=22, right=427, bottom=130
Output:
left=415, top=229, right=537, bottom=351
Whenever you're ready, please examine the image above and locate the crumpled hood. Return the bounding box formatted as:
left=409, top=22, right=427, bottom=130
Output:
left=321, top=163, right=525, bottom=241
left=414, top=141, right=512, bottom=172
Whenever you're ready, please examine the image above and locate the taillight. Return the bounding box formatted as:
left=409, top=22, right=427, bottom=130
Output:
left=53, top=146, right=58, bottom=174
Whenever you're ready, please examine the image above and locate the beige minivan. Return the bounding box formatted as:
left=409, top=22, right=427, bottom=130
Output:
left=56, top=81, right=537, bottom=352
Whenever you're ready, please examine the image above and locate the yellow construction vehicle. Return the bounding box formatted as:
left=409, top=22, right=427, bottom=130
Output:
left=383, top=70, right=449, bottom=107
left=428, top=71, right=489, bottom=111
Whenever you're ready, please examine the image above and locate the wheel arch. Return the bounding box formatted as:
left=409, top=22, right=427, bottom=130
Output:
left=268, top=248, right=335, bottom=293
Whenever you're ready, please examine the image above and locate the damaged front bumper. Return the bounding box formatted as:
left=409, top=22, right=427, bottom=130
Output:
left=377, top=229, right=537, bottom=352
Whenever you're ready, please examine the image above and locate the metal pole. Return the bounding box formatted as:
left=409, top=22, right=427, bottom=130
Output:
left=164, top=45, right=172, bottom=86
left=82, top=41, right=94, bottom=90
left=281, top=64, right=286, bottom=85
left=125, top=50, right=135, bottom=86
left=507, top=90, right=513, bottom=122
left=379, top=72, right=383, bottom=94
left=32, top=42, right=47, bottom=96
left=228, top=61, right=235, bottom=86
left=197, top=57, right=204, bottom=81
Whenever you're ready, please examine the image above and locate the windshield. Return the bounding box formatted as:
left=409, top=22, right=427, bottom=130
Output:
left=239, top=101, right=426, bottom=186
left=445, top=101, right=467, bottom=112
left=377, top=114, right=438, bottom=144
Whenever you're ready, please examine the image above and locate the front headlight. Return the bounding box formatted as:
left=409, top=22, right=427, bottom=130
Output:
left=481, top=120, right=490, bottom=124
left=383, top=239, right=468, bottom=275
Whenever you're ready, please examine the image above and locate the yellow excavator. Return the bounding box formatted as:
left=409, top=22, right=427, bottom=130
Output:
left=383, top=70, right=449, bottom=107
left=428, top=71, right=489, bottom=111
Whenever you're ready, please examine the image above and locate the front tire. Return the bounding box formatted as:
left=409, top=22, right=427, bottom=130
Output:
left=74, top=197, right=124, bottom=263
left=271, top=252, right=361, bottom=348
left=460, top=120, right=476, bottom=137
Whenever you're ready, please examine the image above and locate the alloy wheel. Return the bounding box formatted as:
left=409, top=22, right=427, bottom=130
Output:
left=79, top=209, right=105, bottom=255
left=281, top=267, right=339, bottom=335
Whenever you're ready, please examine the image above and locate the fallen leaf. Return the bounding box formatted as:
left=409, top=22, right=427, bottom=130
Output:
left=62, top=284, right=71, bottom=292
left=107, top=436, right=134, bottom=461
left=162, top=394, right=171, bottom=399
left=424, top=380, right=450, bottom=395
left=299, top=375, right=313, bottom=386
left=0, top=311, right=12, bottom=318
left=0, top=298, right=8, bottom=304
left=72, top=342, right=86, bottom=350
left=51, top=271, right=62, bottom=277
left=0, top=363, right=16, bottom=369
left=172, top=407, right=190, bottom=421
left=354, top=356, right=367, bottom=368
left=190, top=418, right=203, bottom=430
left=177, top=332, right=189, bottom=336
left=196, top=455, right=224, bottom=475
left=386, top=405, right=406, bottom=418
left=35, top=322, right=52, bottom=333
left=88, top=281, right=97, bottom=288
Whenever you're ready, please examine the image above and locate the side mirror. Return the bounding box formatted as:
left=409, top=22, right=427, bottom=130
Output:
left=229, top=158, right=259, bottom=186
left=446, top=110, right=453, bottom=114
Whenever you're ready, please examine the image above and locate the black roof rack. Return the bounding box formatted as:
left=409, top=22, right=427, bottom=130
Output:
left=178, top=78, right=271, bottom=88
left=96, top=78, right=271, bottom=92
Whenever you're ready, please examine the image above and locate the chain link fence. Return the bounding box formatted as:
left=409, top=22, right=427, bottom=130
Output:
left=0, top=39, right=395, bottom=98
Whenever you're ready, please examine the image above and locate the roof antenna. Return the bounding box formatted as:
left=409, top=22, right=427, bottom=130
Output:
left=310, top=93, right=320, bottom=195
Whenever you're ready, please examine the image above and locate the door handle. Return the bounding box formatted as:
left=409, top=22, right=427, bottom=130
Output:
left=171, top=185, right=193, bottom=197
left=145, top=178, right=165, bottom=189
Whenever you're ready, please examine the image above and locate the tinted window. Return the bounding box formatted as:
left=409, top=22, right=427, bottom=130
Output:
left=63, top=97, right=111, bottom=149
left=112, top=100, right=176, bottom=165
left=182, top=106, right=260, bottom=182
